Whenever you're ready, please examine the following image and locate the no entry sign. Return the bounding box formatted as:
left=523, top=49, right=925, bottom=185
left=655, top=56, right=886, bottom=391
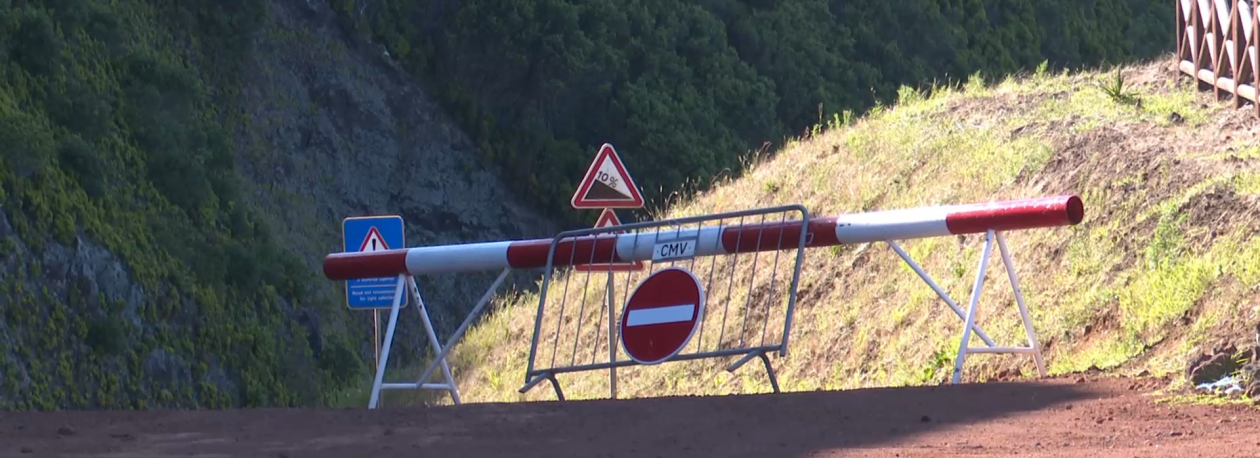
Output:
left=619, top=267, right=705, bottom=365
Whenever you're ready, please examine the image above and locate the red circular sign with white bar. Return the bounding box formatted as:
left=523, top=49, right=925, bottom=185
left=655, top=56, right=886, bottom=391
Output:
left=619, top=267, right=705, bottom=365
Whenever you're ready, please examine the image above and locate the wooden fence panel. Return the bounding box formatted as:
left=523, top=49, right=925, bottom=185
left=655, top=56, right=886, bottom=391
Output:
left=1177, top=0, right=1260, bottom=119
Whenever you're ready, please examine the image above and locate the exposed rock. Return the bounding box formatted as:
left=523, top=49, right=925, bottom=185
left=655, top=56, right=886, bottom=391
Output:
left=1241, top=355, right=1260, bottom=399
left=229, top=0, right=555, bottom=367
left=1186, top=344, right=1241, bottom=385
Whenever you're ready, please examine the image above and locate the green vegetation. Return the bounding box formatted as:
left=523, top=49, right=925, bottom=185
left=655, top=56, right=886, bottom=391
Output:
left=0, top=0, right=1223, bottom=411
left=334, top=0, right=1174, bottom=225
left=429, top=60, right=1260, bottom=404
left=0, top=1, right=360, bottom=410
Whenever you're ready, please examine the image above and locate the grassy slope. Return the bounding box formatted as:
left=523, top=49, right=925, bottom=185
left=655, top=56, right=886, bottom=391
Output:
left=417, top=57, right=1260, bottom=405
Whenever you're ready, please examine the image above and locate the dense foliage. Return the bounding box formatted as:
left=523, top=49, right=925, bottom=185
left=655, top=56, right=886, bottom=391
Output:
left=0, top=0, right=360, bottom=410
left=0, top=0, right=1176, bottom=410
left=332, top=0, right=1174, bottom=225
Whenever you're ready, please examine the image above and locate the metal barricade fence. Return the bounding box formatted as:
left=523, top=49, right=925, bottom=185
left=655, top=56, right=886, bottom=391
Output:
left=518, top=205, right=810, bottom=400
left=321, top=196, right=1084, bottom=404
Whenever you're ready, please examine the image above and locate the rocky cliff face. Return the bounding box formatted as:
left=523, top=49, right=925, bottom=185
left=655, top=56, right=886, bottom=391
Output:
left=242, top=0, right=560, bottom=372
left=230, top=0, right=555, bottom=369
left=0, top=0, right=554, bottom=409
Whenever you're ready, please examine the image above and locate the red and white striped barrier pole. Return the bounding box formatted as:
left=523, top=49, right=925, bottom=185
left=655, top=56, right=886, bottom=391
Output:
left=323, top=195, right=1084, bottom=280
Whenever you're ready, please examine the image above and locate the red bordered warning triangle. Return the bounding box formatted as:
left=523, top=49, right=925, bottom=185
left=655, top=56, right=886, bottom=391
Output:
left=359, top=227, right=390, bottom=252
left=571, top=143, right=645, bottom=209
left=574, top=209, right=645, bottom=272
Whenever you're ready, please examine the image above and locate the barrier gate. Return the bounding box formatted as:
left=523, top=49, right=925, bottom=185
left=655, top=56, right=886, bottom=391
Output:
left=519, top=205, right=810, bottom=399
left=322, top=195, right=1085, bottom=405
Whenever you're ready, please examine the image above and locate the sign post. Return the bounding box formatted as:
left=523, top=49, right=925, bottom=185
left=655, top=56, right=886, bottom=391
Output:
left=619, top=267, right=706, bottom=365
left=342, top=215, right=407, bottom=392
left=570, top=143, right=646, bottom=398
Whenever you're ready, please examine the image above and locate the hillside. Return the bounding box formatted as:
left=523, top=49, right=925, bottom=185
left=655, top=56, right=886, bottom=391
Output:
left=0, top=0, right=551, bottom=411
left=426, top=57, right=1260, bottom=404
left=336, top=0, right=1176, bottom=226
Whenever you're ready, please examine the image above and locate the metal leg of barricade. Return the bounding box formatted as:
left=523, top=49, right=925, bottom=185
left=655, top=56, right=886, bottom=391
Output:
left=725, top=349, right=781, bottom=394
left=519, top=374, right=547, bottom=393
left=758, top=352, right=781, bottom=393
left=369, top=275, right=408, bottom=409
left=368, top=269, right=512, bottom=409
left=404, top=269, right=512, bottom=403
left=410, top=277, right=462, bottom=404
left=995, top=231, right=1048, bottom=377
left=885, top=229, right=1047, bottom=385
left=548, top=374, right=565, bottom=401
left=952, top=230, right=996, bottom=384
left=886, top=240, right=997, bottom=347
left=518, top=372, right=565, bottom=400
left=370, top=275, right=460, bottom=407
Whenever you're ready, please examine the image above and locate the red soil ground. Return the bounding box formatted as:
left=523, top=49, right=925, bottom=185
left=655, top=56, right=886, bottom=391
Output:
left=2, top=375, right=1259, bottom=458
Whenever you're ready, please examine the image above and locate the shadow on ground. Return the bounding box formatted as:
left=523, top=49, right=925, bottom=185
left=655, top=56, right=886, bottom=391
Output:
left=1, top=378, right=1105, bottom=458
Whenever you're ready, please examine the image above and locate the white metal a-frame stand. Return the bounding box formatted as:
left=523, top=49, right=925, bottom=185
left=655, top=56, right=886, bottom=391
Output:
left=885, top=229, right=1047, bottom=383
left=368, top=268, right=511, bottom=409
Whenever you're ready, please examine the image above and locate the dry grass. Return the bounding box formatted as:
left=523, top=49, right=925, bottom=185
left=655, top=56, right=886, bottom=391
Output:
left=363, top=56, right=1260, bottom=407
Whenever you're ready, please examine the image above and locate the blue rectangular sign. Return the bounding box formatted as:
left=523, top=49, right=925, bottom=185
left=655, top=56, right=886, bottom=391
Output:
left=342, top=215, right=407, bottom=310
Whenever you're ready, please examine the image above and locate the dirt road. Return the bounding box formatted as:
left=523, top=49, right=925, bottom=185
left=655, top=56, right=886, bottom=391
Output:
left=2, top=375, right=1258, bottom=458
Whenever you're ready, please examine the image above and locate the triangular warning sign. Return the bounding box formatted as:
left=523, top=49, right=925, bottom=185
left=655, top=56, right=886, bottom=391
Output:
left=573, top=209, right=645, bottom=272
left=359, top=227, right=390, bottom=252
left=571, top=143, right=645, bottom=209
left=592, top=208, right=626, bottom=229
